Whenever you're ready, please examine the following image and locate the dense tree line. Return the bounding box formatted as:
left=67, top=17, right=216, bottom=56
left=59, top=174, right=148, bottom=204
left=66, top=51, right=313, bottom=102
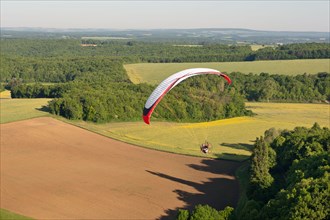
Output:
left=177, top=205, right=233, bottom=220
left=177, top=124, right=329, bottom=219
left=10, top=83, right=69, bottom=98
left=1, top=39, right=329, bottom=66
left=1, top=56, right=129, bottom=83
left=254, top=43, right=330, bottom=60
left=239, top=124, right=329, bottom=219
left=0, top=39, right=252, bottom=62
left=228, top=72, right=330, bottom=102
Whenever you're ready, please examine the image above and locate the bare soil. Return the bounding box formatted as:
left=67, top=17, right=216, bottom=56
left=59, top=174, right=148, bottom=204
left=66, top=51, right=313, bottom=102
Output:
left=1, top=117, right=241, bottom=219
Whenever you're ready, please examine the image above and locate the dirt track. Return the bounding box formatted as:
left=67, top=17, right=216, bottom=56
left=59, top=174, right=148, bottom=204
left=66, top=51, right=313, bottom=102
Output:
left=1, top=117, right=241, bottom=219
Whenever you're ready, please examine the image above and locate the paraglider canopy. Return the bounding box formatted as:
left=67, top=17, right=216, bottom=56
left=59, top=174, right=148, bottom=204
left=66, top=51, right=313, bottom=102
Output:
left=142, top=68, right=231, bottom=124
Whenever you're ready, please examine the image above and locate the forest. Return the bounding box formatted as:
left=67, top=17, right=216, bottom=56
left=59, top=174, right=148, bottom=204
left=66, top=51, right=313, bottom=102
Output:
left=242, top=123, right=329, bottom=219
left=228, top=72, right=329, bottom=102
left=177, top=124, right=330, bottom=219
left=1, top=39, right=329, bottom=66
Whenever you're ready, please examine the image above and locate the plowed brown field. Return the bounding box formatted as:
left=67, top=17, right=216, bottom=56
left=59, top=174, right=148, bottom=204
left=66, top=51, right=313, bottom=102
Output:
left=1, top=117, right=241, bottom=219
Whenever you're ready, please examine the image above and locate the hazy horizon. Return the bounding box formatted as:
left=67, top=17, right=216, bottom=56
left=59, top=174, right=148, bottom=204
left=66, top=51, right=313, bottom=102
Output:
left=1, top=1, right=329, bottom=32
left=2, top=26, right=330, bottom=34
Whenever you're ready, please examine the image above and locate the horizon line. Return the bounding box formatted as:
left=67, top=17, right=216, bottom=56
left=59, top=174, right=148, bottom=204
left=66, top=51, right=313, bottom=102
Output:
left=1, top=27, right=329, bottom=33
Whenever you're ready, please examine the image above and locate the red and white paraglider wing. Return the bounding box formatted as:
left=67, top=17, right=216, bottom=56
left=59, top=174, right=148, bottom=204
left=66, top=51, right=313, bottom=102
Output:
left=142, top=68, right=231, bottom=124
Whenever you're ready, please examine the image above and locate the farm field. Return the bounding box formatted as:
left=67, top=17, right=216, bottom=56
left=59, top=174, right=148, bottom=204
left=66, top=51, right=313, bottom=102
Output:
left=250, top=44, right=275, bottom=51
left=124, top=59, right=330, bottom=84
left=0, top=90, right=11, bottom=99
left=0, top=91, right=51, bottom=124
left=0, top=117, right=241, bottom=219
left=1, top=88, right=328, bottom=161
left=69, top=102, right=329, bottom=161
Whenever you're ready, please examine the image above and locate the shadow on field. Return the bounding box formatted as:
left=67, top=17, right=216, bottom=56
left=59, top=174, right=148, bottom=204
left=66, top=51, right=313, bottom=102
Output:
left=146, top=159, right=242, bottom=220
left=214, top=153, right=250, bottom=162
left=221, top=142, right=254, bottom=152
left=35, top=105, right=50, bottom=113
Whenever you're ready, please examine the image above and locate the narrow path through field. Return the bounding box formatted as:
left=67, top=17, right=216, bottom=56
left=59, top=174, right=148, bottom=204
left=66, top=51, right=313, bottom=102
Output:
left=1, top=117, right=241, bottom=219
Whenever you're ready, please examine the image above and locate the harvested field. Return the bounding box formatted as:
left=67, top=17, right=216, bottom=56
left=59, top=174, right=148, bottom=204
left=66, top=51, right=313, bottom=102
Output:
left=69, top=103, right=329, bottom=161
left=1, top=117, right=241, bottom=220
left=125, top=59, right=330, bottom=84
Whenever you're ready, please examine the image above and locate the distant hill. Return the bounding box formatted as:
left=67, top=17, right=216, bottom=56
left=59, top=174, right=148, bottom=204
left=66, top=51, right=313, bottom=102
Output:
left=1, top=27, right=329, bottom=44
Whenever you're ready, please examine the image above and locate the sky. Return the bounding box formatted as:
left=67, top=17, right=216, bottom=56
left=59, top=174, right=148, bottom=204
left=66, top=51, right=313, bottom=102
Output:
left=1, top=0, right=329, bottom=32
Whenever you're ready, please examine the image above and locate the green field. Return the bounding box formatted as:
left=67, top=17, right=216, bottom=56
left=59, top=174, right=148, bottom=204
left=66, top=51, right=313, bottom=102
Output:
left=124, top=59, right=330, bottom=84
left=0, top=91, right=51, bottom=124
left=250, top=44, right=276, bottom=51
left=67, top=102, right=329, bottom=161
left=0, top=209, right=33, bottom=220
